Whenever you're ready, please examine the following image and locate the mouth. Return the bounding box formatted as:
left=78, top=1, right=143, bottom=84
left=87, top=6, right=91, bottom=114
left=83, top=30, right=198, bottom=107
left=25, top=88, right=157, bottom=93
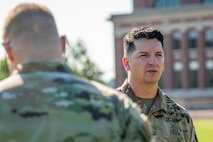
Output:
left=146, top=69, right=158, bottom=72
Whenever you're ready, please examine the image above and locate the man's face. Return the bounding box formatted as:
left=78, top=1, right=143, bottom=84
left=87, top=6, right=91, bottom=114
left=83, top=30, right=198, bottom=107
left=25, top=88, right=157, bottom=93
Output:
left=123, top=38, right=164, bottom=85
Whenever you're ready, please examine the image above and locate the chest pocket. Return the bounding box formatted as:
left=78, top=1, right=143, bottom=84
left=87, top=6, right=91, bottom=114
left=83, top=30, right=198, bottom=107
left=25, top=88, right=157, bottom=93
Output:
left=168, top=122, right=186, bottom=142
left=150, top=114, right=188, bottom=142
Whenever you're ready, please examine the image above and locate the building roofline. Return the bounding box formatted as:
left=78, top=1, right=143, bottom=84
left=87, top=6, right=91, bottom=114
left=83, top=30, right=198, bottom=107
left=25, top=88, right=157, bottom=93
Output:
left=108, top=3, right=213, bottom=23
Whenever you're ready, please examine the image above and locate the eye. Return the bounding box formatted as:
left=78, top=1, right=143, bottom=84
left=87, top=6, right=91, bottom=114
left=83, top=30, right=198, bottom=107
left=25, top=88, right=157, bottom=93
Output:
left=156, top=53, right=163, bottom=57
left=140, top=53, right=148, bottom=57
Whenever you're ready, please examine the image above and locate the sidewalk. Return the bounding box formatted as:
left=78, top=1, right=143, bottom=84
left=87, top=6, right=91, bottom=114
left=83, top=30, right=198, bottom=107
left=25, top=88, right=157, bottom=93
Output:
left=188, top=109, right=213, bottom=119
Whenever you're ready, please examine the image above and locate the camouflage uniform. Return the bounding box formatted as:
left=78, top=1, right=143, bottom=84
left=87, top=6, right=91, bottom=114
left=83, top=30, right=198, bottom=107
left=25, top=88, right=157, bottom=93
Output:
left=117, top=79, right=198, bottom=142
left=0, top=61, right=153, bottom=142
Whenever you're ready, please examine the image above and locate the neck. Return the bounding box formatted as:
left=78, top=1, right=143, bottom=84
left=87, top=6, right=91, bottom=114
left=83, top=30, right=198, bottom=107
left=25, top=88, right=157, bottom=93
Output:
left=128, top=79, right=158, bottom=99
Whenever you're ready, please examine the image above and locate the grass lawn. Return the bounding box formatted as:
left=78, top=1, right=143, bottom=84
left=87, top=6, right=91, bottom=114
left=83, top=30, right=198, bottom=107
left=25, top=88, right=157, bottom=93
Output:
left=193, top=119, right=213, bottom=142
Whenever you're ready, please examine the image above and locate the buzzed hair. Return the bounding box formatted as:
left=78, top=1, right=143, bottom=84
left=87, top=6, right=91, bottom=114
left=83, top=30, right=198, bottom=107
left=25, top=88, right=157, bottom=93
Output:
left=2, top=3, right=58, bottom=44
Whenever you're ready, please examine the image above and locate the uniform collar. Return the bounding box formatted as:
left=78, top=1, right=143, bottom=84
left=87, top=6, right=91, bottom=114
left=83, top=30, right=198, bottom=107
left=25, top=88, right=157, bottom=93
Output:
left=11, top=61, right=72, bottom=75
left=118, top=79, right=167, bottom=114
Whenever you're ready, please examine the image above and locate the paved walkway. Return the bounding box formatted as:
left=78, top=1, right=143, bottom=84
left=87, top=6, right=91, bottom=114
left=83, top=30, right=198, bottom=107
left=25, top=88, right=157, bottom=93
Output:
left=188, top=109, right=213, bottom=119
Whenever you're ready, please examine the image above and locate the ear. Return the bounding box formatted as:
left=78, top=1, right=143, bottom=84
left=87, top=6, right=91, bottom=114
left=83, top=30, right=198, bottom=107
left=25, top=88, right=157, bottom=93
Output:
left=60, top=35, right=66, bottom=54
left=122, top=56, right=130, bottom=70
left=2, top=42, right=14, bottom=62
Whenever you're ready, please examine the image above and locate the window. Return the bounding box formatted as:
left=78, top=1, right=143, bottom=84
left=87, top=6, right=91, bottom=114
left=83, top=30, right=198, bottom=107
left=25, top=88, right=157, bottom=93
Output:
left=174, top=70, right=182, bottom=88
left=206, top=69, right=213, bottom=87
left=189, top=61, right=199, bottom=88
left=203, top=0, right=213, bottom=4
left=204, top=29, right=213, bottom=48
left=172, top=31, right=181, bottom=50
left=189, top=70, right=198, bottom=88
left=206, top=60, right=213, bottom=87
left=173, top=62, right=182, bottom=88
left=154, top=0, right=180, bottom=8
left=188, top=30, right=197, bottom=49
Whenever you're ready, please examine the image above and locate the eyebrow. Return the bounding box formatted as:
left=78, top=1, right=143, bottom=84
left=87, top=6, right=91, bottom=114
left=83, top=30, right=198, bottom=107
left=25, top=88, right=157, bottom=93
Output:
left=138, top=51, right=163, bottom=54
left=156, top=51, right=163, bottom=54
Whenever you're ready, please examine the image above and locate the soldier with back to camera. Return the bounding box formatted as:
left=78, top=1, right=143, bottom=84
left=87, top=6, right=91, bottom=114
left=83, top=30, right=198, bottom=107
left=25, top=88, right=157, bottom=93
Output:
left=0, top=3, right=153, bottom=142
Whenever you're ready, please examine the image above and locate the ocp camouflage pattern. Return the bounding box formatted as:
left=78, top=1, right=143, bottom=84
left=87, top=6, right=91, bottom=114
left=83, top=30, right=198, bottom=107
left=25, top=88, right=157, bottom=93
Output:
left=0, top=61, right=152, bottom=142
left=117, top=79, right=198, bottom=142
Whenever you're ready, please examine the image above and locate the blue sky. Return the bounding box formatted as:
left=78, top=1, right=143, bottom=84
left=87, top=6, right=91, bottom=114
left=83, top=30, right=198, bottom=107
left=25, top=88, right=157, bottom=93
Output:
left=0, top=0, right=132, bottom=81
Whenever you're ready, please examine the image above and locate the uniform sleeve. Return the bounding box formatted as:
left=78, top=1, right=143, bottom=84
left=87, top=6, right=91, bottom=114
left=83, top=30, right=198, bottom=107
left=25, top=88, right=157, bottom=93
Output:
left=112, top=95, right=154, bottom=142
left=89, top=80, right=154, bottom=142
left=188, top=115, right=199, bottom=142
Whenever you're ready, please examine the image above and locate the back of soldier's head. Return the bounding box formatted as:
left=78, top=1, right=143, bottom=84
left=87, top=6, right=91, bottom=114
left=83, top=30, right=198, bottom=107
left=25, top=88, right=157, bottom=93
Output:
left=2, top=3, right=59, bottom=50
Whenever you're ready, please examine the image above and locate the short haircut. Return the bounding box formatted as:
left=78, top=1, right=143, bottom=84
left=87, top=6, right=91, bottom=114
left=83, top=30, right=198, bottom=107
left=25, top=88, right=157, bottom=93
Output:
left=123, top=27, right=164, bottom=56
left=2, top=3, right=57, bottom=43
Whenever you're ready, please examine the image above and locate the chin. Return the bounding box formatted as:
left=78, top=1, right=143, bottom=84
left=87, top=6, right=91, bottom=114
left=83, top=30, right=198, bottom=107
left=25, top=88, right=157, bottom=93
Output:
left=145, top=79, right=159, bottom=84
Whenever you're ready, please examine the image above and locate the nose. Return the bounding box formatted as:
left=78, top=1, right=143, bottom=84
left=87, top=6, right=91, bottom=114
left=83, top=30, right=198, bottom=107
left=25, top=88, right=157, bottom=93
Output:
left=148, top=55, right=158, bottom=65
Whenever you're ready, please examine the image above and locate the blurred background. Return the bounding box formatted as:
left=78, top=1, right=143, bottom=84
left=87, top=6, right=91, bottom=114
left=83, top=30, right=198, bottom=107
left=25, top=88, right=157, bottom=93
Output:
left=0, top=0, right=132, bottom=84
left=110, top=1, right=213, bottom=141
left=0, top=0, right=213, bottom=141
left=110, top=0, right=213, bottom=111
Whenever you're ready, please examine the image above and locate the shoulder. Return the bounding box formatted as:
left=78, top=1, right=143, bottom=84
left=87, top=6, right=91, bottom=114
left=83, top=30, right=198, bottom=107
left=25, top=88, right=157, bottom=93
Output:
left=91, top=80, right=126, bottom=98
left=90, top=80, right=142, bottom=112
left=163, top=93, right=186, bottom=111
left=90, top=81, right=153, bottom=141
left=162, top=93, right=193, bottom=122
left=91, top=81, right=130, bottom=102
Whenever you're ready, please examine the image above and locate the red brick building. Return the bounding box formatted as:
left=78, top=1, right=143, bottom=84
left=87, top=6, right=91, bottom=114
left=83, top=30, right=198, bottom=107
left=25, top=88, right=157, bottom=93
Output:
left=110, top=0, right=213, bottom=109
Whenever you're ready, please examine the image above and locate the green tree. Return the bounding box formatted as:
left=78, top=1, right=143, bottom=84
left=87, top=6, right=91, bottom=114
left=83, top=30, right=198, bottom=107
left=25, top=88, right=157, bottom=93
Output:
left=0, top=38, right=106, bottom=84
left=0, top=58, right=10, bottom=80
left=64, top=38, right=106, bottom=84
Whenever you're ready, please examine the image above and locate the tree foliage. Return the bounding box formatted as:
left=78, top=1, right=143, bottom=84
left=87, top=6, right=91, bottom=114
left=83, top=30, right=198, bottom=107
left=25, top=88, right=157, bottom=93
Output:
left=0, top=58, right=10, bottom=80
left=64, top=38, right=106, bottom=84
left=0, top=38, right=106, bottom=84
